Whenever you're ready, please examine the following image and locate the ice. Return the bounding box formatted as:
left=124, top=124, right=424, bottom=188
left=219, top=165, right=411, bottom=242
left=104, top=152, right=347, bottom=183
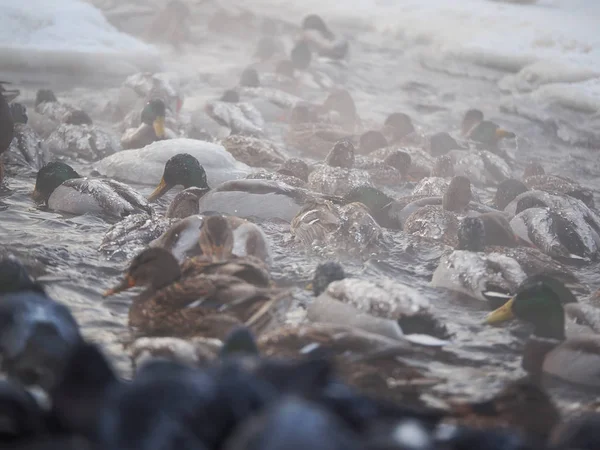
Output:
left=0, top=0, right=161, bottom=76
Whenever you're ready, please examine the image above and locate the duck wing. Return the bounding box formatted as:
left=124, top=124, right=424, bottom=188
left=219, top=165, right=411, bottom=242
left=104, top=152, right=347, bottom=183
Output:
left=103, top=179, right=153, bottom=215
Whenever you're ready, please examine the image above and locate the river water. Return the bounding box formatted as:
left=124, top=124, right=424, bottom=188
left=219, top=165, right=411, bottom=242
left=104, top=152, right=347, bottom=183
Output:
left=1, top=0, right=599, bottom=408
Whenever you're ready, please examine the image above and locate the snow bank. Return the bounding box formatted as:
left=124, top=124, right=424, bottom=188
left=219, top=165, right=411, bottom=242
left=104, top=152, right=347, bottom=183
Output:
left=0, top=0, right=161, bottom=77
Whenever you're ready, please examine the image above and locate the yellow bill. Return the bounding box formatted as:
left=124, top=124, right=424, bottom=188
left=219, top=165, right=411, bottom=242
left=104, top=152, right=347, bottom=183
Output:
left=147, top=177, right=171, bottom=202
left=495, top=128, right=516, bottom=140
left=32, top=189, right=44, bottom=203
left=153, top=116, right=166, bottom=139
left=103, top=275, right=136, bottom=298
left=485, top=297, right=515, bottom=325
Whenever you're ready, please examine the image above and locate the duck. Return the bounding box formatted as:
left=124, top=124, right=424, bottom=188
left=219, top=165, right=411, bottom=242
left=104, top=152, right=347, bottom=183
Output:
left=220, top=134, right=287, bottom=169
left=307, top=139, right=373, bottom=196
left=114, top=72, right=182, bottom=123
left=0, top=88, right=15, bottom=184
left=205, top=90, right=265, bottom=137
left=103, top=247, right=288, bottom=341
left=506, top=190, right=600, bottom=261
left=33, top=161, right=152, bottom=219
left=290, top=199, right=383, bottom=254
left=523, top=161, right=594, bottom=208
left=93, top=138, right=251, bottom=188
left=237, top=67, right=305, bottom=114
left=0, top=258, right=82, bottom=391
left=33, top=89, right=79, bottom=125
left=402, top=175, right=473, bottom=246
left=257, top=323, right=443, bottom=405
left=486, top=275, right=600, bottom=388
left=283, top=104, right=353, bottom=159
left=120, top=99, right=171, bottom=150
left=300, top=14, right=349, bottom=61
left=354, top=148, right=412, bottom=187
left=307, top=262, right=449, bottom=343
left=44, top=110, right=120, bottom=162
left=460, top=109, right=484, bottom=137
left=177, top=215, right=271, bottom=287
left=431, top=216, right=585, bottom=308
left=3, top=103, right=46, bottom=174
left=380, top=112, right=417, bottom=145
left=369, top=142, right=434, bottom=181
left=448, top=378, right=560, bottom=447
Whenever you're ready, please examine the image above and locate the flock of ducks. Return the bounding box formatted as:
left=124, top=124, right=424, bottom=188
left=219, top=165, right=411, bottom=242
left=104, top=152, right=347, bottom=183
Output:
left=1, top=6, right=600, bottom=450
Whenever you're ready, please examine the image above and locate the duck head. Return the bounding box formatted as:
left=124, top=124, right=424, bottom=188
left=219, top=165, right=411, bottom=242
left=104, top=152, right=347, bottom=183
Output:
left=291, top=40, right=311, bottom=70
left=429, top=132, right=462, bottom=157
left=0, top=258, right=43, bottom=295
left=383, top=112, right=415, bottom=142
left=220, top=89, right=240, bottom=103
left=277, top=158, right=309, bottom=182
left=141, top=99, right=167, bottom=139
left=198, top=215, right=234, bottom=262
left=34, top=89, right=58, bottom=106
left=33, top=162, right=80, bottom=204
left=103, top=248, right=181, bottom=297
left=325, top=139, right=355, bottom=169
left=457, top=217, right=486, bottom=252
left=469, top=120, right=515, bottom=146
left=63, top=110, right=93, bottom=126
left=312, top=261, right=346, bottom=296
left=442, top=176, right=472, bottom=212
left=148, top=153, right=209, bottom=202
left=9, top=102, right=27, bottom=125
left=523, top=162, right=545, bottom=178
left=486, top=275, right=576, bottom=339
left=461, top=109, right=484, bottom=136
left=240, top=67, right=260, bottom=88
left=302, top=14, right=335, bottom=40
left=383, top=150, right=411, bottom=178
left=358, top=130, right=387, bottom=154
left=495, top=179, right=528, bottom=210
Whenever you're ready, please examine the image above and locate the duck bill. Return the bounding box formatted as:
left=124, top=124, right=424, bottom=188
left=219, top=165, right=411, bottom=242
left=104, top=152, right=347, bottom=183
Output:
left=495, top=128, right=516, bottom=140
left=153, top=116, right=166, bottom=139
left=485, top=298, right=515, bottom=325
left=103, top=275, right=136, bottom=298
left=147, top=177, right=171, bottom=202
left=32, top=189, right=44, bottom=203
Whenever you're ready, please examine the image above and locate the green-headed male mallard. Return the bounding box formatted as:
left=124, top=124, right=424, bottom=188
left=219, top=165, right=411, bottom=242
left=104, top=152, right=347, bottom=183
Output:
left=33, top=162, right=151, bottom=219
left=486, top=275, right=600, bottom=388
left=121, top=99, right=168, bottom=150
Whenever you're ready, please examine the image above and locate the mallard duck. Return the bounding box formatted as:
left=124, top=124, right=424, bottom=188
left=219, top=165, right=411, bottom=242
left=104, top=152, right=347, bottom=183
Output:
left=494, top=178, right=529, bottom=210
left=431, top=216, right=585, bottom=308
left=403, top=176, right=473, bottom=246
left=103, top=247, right=287, bottom=340
left=115, top=72, right=182, bottom=125
left=0, top=89, right=14, bottom=184
left=0, top=259, right=81, bottom=390
left=448, top=148, right=512, bottom=186
left=4, top=103, right=46, bottom=174
left=467, top=119, right=515, bottom=148
left=33, top=162, right=151, bottom=219
left=178, top=215, right=271, bottom=287
left=460, top=109, right=484, bottom=137
left=33, top=89, right=78, bottom=124
left=354, top=150, right=411, bottom=186
left=307, top=262, right=449, bottom=343
left=290, top=199, right=382, bottom=253
left=258, top=323, right=443, bottom=405
left=120, top=99, right=169, bottom=150
left=220, top=134, right=287, bottom=169
left=486, top=276, right=600, bottom=388
left=507, top=190, right=600, bottom=261
left=448, top=378, right=560, bottom=447
left=94, top=138, right=251, bottom=187
left=523, top=162, right=594, bottom=208
left=380, top=112, right=416, bottom=144
left=300, top=14, right=349, bottom=60
left=284, top=105, right=353, bottom=158
left=307, top=140, right=373, bottom=196
left=369, top=144, right=434, bottom=181
left=205, top=90, right=265, bottom=137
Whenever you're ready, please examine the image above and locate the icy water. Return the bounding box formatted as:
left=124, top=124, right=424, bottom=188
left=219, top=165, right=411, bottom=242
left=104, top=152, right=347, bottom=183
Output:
left=1, top=0, right=600, bottom=408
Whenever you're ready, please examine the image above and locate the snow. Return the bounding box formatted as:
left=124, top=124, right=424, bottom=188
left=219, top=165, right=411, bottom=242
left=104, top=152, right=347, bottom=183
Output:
left=0, top=0, right=161, bottom=76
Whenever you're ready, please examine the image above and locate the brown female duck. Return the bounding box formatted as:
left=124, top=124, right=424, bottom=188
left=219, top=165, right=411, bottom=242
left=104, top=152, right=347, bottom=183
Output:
left=103, top=247, right=285, bottom=340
